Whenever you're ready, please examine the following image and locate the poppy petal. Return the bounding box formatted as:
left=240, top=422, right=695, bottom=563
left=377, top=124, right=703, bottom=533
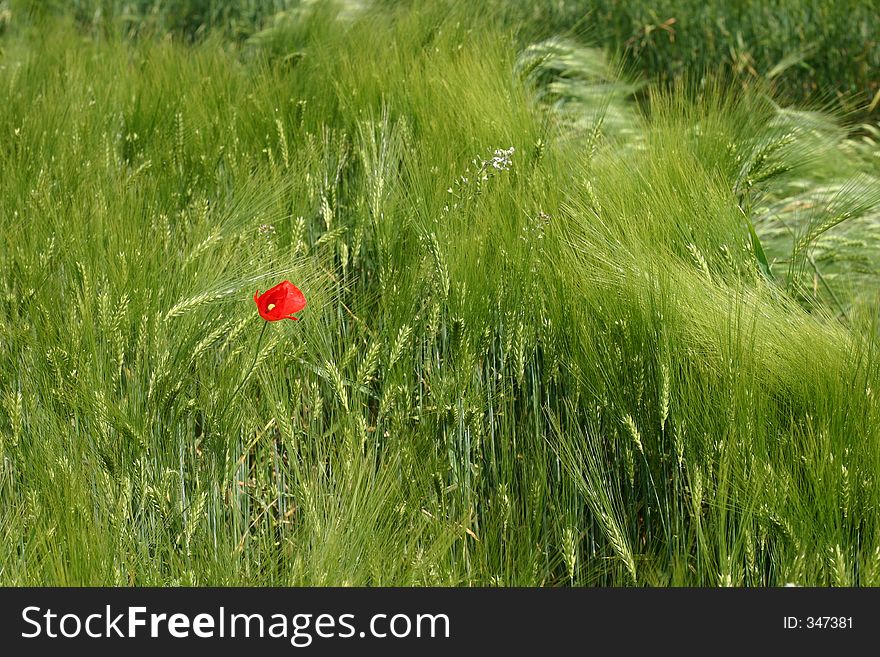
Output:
left=254, top=281, right=306, bottom=322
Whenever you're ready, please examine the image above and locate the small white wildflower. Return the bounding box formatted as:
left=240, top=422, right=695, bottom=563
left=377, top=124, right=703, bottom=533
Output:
left=486, top=146, right=515, bottom=171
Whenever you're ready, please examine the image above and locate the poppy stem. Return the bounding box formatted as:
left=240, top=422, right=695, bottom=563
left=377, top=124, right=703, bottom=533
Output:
left=228, top=320, right=269, bottom=406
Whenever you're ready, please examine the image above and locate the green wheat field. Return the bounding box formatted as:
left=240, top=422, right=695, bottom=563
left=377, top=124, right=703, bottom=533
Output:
left=1, top=0, right=879, bottom=586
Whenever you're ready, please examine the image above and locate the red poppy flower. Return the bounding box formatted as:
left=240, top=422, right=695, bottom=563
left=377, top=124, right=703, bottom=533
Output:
left=253, top=280, right=307, bottom=321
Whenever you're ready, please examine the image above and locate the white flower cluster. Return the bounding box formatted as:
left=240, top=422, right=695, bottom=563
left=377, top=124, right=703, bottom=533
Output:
left=443, top=146, right=516, bottom=214
left=484, top=146, right=515, bottom=172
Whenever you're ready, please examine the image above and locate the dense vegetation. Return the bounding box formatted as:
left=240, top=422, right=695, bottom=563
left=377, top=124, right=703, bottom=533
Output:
left=7, top=0, right=878, bottom=110
left=1, top=0, right=879, bottom=585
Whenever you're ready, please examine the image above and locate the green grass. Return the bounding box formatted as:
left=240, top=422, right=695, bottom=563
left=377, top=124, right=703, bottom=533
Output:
left=514, top=0, right=880, bottom=111
left=7, top=0, right=878, bottom=112
left=1, top=1, right=880, bottom=586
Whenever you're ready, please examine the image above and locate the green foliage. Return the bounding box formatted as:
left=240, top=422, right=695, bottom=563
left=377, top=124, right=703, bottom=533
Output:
left=1, top=1, right=879, bottom=586
left=6, top=0, right=879, bottom=115
left=492, top=0, right=880, bottom=113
